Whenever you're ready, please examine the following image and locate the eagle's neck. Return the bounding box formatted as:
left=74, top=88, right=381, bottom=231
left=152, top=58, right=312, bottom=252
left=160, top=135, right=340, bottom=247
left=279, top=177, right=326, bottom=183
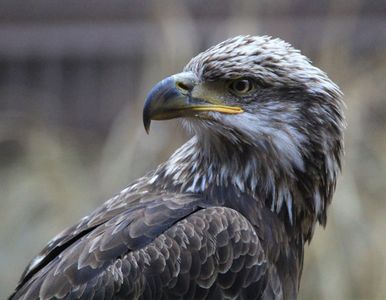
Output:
left=152, top=135, right=298, bottom=225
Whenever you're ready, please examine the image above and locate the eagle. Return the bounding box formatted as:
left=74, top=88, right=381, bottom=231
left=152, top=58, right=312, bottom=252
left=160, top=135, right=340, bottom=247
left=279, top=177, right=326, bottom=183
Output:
left=10, top=35, right=344, bottom=300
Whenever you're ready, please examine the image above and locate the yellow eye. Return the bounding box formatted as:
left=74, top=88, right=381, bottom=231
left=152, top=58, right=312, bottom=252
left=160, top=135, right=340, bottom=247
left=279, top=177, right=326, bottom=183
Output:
left=229, top=78, right=254, bottom=94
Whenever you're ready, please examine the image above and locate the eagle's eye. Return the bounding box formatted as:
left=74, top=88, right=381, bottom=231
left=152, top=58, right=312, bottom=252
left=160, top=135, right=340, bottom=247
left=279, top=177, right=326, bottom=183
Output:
left=229, top=78, right=254, bottom=95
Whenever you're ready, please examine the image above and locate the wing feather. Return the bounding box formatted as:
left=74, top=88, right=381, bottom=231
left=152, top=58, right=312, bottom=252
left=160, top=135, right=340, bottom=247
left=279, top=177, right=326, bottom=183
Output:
left=11, top=205, right=269, bottom=300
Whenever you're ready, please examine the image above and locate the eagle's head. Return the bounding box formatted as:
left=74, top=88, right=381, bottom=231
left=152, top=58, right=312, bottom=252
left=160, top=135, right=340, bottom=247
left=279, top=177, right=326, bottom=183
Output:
left=143, top=35, right=344, bottom=239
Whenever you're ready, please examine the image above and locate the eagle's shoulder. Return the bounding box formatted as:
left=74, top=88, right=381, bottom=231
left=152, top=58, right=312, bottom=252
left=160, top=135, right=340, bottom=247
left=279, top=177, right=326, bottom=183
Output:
left=12, top=180, right=200, bottom=296
left=11, top=186, right=270, bottom=300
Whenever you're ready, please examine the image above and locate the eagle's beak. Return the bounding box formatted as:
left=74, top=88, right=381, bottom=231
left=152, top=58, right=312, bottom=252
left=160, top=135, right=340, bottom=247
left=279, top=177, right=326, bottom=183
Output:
left=143, top=72, right=243, bottom=133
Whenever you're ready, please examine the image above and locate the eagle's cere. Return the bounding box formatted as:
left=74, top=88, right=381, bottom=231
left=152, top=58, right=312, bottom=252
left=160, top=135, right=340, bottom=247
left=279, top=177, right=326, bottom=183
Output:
left=10, top=35, right=344, bottom=300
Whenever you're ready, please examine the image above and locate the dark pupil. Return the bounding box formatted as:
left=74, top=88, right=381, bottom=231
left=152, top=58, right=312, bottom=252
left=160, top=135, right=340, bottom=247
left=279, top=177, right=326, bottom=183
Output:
left=235, top=80, right=249, bottom=92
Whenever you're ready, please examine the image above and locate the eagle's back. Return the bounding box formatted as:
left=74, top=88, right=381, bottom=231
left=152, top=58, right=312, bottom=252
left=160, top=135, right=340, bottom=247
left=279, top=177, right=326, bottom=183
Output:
left=11, top=180, right=301, bottom=300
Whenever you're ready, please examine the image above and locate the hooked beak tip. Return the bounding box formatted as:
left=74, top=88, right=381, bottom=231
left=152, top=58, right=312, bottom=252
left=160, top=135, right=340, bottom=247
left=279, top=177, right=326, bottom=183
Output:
left=143, top=117, right=151, bottom=134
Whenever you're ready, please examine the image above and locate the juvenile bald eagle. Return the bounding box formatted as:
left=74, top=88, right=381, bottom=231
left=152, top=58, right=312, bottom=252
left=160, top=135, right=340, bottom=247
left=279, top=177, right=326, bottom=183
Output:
left=10, top=35, right=344, bottom=300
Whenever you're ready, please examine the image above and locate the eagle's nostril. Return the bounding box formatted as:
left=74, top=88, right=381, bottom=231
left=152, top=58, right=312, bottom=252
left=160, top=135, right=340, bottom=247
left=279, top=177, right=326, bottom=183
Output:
left=176, top=81, right=191, bottom=92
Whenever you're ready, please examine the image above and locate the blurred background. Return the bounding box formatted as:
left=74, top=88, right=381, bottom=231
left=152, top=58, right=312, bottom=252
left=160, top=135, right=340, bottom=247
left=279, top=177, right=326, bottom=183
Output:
left=0, top=1, right=385, bottom=299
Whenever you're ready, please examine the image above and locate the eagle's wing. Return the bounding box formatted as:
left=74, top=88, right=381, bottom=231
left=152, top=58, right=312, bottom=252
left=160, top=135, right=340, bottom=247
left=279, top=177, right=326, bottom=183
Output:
left=11, top=194, right=268, bottom=300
